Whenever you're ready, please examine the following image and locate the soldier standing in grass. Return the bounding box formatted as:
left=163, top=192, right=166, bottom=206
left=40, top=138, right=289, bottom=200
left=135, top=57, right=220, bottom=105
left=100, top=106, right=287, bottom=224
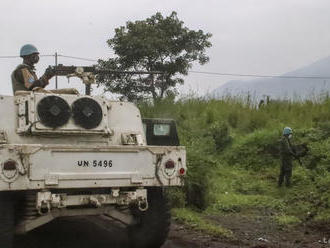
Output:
left=278, top=127, right=298, bottom=187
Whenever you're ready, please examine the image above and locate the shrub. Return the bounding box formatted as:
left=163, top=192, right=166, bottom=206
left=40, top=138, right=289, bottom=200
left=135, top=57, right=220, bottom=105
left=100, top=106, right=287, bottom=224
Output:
left=205, top=109, right=216, bottom=124
left=209, top=122, right=232, bottom=151
left=184, top=152, right=217, bottom=210
left=223, top=130, right=279, bottom=169
left=166, top=188, right=186, bottom=208
left=227, top=111, right=239, bottom=128
left=318, top=121, right=330, bottom=138
left=244, top=112, right=268, bottom=132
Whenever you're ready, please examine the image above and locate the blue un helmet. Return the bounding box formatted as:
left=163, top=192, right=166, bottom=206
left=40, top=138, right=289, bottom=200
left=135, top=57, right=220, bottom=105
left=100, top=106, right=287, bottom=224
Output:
left=283, top=127, right=293, bottom=136
left=20, top=44, right=39, bottom=57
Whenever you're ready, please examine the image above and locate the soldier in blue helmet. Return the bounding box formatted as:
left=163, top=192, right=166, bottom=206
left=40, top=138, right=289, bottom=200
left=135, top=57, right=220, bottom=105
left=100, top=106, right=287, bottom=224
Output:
left=278, top=127, right=298, bottom=187
left=11, top=44, right=55, bottom=93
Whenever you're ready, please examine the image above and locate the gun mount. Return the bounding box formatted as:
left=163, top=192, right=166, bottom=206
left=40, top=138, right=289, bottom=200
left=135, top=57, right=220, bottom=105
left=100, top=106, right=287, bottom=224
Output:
left=47, top=64, right=164, bottom=95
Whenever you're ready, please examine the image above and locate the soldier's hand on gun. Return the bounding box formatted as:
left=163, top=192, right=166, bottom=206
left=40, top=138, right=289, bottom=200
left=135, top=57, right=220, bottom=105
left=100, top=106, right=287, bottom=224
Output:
left=44, top=66, right=56, bottom=80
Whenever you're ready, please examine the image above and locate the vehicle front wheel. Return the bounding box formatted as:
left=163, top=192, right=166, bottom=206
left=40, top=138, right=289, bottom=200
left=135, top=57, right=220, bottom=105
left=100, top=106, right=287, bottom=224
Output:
left=128, top=188, right=171, bottom=248
left=0, top=192, right=15, bottom=248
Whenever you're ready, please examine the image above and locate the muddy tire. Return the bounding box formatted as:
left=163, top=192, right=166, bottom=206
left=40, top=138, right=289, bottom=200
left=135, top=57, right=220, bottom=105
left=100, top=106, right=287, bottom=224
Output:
left=0, top=192, right=15, bottom=248
left=128, top=188, right=171, bottom=248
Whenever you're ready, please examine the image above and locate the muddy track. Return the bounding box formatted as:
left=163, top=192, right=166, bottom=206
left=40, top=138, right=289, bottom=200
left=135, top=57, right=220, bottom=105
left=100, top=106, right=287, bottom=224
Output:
left=14, top=216, right=191, bottom=248
left=13, top=215, right=330, bottom=248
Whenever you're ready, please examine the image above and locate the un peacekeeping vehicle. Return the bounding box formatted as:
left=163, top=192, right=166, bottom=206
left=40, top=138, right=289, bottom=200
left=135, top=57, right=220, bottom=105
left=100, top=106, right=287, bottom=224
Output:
left=0, top=66, right=186, bottom=248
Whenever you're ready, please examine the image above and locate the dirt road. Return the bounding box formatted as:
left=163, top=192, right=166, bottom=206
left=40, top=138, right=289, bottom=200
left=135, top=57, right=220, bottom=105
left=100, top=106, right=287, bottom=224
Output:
left=14, top=215, right=330, bottom=248
left=14, top=216, right=192, bottom=248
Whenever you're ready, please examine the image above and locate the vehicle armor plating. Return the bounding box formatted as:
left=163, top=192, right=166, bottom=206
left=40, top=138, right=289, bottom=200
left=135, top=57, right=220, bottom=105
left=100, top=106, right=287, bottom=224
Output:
left=0, top=88, right=186, bottom=248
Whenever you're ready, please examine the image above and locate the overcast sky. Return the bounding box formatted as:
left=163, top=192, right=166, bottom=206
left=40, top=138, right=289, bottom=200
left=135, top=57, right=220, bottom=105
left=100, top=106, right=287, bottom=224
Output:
left=1, top=0, right=330, bottom=97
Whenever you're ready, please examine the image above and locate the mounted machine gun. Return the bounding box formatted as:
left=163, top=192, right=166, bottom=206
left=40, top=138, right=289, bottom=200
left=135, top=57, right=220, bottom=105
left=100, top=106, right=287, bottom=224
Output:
left=46, top=64, right=164, bottom=95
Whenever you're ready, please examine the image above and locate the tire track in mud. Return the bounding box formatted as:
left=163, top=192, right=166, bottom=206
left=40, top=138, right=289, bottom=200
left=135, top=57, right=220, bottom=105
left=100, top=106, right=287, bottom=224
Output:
left=14, top=216, right=191, bottom=248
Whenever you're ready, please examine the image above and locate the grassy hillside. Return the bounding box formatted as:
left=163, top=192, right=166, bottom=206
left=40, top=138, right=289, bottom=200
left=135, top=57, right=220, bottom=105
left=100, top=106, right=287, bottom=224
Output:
left=139, top=96, right=330, bottom=233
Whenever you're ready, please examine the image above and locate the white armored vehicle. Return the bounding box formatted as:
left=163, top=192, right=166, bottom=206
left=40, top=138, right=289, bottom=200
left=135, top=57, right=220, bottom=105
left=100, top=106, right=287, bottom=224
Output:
left=0, top=67, right=186, bottom=248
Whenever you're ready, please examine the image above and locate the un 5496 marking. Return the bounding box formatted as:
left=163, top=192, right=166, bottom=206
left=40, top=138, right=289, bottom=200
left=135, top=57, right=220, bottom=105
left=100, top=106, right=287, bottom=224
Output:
left=77, top=160, right=113, bottom=168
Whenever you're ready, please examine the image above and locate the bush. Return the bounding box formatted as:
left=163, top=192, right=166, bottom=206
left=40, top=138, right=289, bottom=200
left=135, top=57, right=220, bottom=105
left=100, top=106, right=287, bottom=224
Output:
left=209, top=122, right=232, bottom=151
left=223, top=130, right=280, bottom=169
left=244, top=112, right=268, bottom=132
left=318, top=121, right=330, bottom=138
left=227, top=111, right=239, bottom=128
left=184, top=152, right=217, bottom=210
left=166, top=188, right=186, bottom=208
left=205, top=109, right=216, bottom=124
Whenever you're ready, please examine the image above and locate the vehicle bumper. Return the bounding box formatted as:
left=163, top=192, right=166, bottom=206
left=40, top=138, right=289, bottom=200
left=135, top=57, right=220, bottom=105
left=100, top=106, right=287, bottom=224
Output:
left=0, top=144, right=186, bottom=191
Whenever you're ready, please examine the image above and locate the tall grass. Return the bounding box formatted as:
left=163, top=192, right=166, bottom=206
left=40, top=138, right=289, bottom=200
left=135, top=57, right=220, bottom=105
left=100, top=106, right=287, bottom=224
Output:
left=139, top=95, right=330, bottom=222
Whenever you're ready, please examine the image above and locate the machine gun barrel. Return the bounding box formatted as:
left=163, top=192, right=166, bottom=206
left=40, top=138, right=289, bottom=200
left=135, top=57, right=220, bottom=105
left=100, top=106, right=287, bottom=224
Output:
left=96, top=70, right=164, bottom=75
left=47, top=64, right=165, bottom=95
left=49, top=64, right=164, bottom=76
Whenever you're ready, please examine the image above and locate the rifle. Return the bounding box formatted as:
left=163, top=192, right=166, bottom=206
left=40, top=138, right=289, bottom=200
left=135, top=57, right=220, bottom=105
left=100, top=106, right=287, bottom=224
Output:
left=287, top=138, right=304, bottom=166
left=291, top=143, right=309, bottom=166
left=46, top=64, right=164, bottom=95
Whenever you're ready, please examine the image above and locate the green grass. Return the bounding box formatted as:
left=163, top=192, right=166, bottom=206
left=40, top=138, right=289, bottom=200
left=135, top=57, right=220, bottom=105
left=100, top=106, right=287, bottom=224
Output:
left=209, top=193, right=285, bottom=213
left=313, top=209, right=330, bottom=222
left=172, top=208, right=234, bottom=238
left=275, top=215, right=302, bottom=226
left=139, top=95, right=330, bottom=228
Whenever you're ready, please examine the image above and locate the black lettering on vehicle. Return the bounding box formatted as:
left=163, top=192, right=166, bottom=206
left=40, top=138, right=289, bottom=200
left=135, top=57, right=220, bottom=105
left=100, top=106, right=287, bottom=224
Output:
left=78, top=160, right=113, bottom=168
left=103, top=160, right=113, bottom=167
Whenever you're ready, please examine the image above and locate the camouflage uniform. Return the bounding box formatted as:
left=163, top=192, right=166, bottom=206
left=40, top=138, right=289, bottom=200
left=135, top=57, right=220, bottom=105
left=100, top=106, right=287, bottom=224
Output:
left=278, top=136, right=297, bottom=187
left=11, top=64, right=49, bottom=93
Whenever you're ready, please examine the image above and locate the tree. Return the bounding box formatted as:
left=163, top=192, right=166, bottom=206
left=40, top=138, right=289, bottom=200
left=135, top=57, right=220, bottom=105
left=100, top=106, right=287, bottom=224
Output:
left=98, top=11, right=212, bottom=101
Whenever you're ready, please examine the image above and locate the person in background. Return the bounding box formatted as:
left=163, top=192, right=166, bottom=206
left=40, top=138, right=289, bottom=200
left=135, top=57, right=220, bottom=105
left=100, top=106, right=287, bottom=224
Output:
left=278, top=127, right=298, bottom=187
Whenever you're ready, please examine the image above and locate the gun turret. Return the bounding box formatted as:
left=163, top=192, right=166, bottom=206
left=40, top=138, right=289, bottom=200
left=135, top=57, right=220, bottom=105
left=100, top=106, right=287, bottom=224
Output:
left=47, top=64, right=164, bottom=95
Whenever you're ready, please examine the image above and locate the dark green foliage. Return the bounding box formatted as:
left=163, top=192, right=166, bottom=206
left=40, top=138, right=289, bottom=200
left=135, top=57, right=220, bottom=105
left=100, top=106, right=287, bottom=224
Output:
left=98, top=12, right=212, bottom=101
left=317, top=121, right=330, bottom=138
left=139, top=96, right=330, bottom=220
left=166, top=188, right=186, bottom=208
left=227, top=111, right=238, bottom=128
left=224, top=130, right=280, bottom=169
left=244, top=111, right=268, bottom=132
left=205, top=109, right=216, bottom=125
left=209, top=122, right=232, bottom=150
left=184, top=152, right=216, bottom=210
